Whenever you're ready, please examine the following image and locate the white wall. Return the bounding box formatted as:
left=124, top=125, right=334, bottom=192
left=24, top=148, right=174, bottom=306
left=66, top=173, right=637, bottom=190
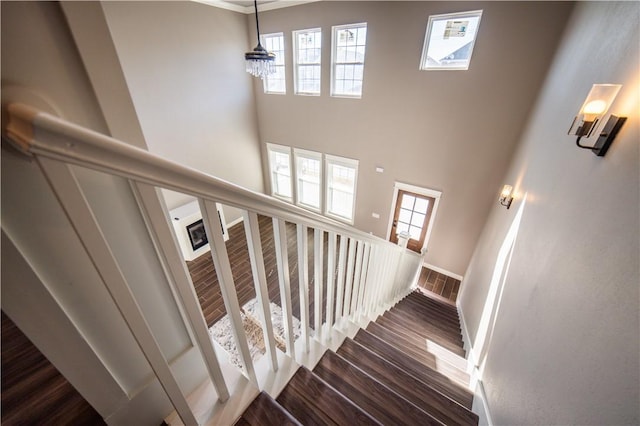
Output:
left=252, top=1, right=573, bottom=276
left=459, top=2, right=639, bottom=424
left=100, top=1, right=265, bottom=216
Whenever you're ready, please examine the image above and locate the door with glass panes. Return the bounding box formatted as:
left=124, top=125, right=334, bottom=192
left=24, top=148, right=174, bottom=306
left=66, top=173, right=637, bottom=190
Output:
left=389, top=190, right=435, bottom=253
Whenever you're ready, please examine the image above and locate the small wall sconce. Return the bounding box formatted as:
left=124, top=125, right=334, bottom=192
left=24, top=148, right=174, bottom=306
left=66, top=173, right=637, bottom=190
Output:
left=568, top=84, right=627, bottom=157
left=499, top=185, right=513, bottom=209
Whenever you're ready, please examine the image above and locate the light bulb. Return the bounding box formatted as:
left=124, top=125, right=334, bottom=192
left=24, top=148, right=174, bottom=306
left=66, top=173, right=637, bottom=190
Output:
left=582, top=99, right=607, bottom=121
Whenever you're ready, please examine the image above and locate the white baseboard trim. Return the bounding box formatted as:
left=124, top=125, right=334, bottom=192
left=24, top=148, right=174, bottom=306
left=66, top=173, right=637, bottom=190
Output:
left=472, top=379, right=495, bottom=426
left=423, top=262, right=463, bottom=281
left=226, top=216, right=244, bottom=230
left=457, top=298, right=494, bottom=426
left=457, top=297, right=473, bottom=366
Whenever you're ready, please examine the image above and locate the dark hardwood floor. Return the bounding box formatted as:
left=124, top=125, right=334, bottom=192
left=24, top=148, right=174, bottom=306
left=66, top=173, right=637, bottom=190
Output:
left=1, top=311, right=104, bottom=425
left=188, top=215, right=334, bottom=329
left=417, top=266, right=461, bottom=304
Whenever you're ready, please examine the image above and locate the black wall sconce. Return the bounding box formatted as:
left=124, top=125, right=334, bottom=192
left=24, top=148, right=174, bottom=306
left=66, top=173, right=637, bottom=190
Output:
left=568, top=84, right=627, bottom=157
left=499, top=185, right=513, bottom=209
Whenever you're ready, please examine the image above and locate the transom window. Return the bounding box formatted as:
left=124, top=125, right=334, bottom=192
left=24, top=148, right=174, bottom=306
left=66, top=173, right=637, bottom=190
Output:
left=293, top=28, right=322, bottom=95
left=267, top=143, right=292, bottom=200
left=420, top=10, right=483, bottom=71
left=294, top=149, right=322, bottom=211
left=262, top=33, right=286, bottom=94
left=331, top=23, right=367, bottom=98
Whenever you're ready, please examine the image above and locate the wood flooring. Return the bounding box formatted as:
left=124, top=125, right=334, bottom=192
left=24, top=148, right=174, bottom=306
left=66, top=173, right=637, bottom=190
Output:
left=1, top=312, right=104, bottom=426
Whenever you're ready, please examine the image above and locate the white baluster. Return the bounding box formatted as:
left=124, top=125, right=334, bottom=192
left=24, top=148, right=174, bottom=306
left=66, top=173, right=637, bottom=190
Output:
left=313, top=228, right=324, bottom=340
left=296, top=224, right=310, bottom=352
left=350, top=241, right=364, bottom=316
left=272, top=218, right=295, bottom=358
left=334, top=235, right=347, bottom=325
left=343, top=238, right=356, bottom=318
left=356, top=243, right=371, bottom=319
left=325, top=232, right=337, bottom=331
left=243, top=211, right=278, bottom=371
left=199, top=199, right=256, bottom=384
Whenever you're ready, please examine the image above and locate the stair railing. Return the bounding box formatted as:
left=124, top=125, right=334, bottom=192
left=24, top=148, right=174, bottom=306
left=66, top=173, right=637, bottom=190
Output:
left=4, top=103, right=423, bottom=425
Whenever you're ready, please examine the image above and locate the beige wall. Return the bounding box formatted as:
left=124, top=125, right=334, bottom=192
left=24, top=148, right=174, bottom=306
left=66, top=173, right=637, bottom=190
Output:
left=252, top=1, right=573, bottom=276
left=459, top=2, right=639, bottom=424
left=100, top=1, right=264, bottom=215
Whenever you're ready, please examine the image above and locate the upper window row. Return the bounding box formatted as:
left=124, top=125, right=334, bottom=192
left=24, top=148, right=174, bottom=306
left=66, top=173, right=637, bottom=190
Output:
left=261, top=23, right=368, bottom=98
left=267, top=143, right=359, bottom=224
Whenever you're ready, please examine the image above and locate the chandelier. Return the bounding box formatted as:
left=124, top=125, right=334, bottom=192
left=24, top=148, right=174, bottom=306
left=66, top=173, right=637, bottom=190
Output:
left=245, top=0, right=276, bottom=79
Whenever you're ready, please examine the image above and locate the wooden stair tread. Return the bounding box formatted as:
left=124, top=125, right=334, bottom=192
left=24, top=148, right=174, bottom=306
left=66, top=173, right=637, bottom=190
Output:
left=376, top=314, right=466, bottom=360
left=353, top=329, right=474, bottom=408
left=396, top=296, right=462, bottom=330
left=366, top=321, right=469, bottom=385
left=404, top=292, right=461, bottom=318
left=313, top=350, right=443, bottom=425
left=277, top=366, right=381, bottom=426
left=404, top=292, right=461, bottom=323
left=376, top=311, right=465, bottom=357
left=236, top=392, right=302, bottom=426
left=409, top=290, right=459, bottom=313
left=337, top=338, right=478, bottom=425
left=385, top=300, right=463, bottom=339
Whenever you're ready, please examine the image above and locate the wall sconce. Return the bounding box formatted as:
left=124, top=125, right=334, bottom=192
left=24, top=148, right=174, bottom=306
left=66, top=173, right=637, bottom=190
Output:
left=499, top=185, right=513, bottom=209
left=568, top=84, right=627, bottom=157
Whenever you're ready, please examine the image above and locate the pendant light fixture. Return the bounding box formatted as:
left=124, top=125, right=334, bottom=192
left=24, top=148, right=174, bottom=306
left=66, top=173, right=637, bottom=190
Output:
left=245, top=0, right=275, bottom=79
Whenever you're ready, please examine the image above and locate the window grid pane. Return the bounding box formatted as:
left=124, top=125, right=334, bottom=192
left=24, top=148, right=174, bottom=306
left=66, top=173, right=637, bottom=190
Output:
left=332, top=23, right=367, bottom=97
left=296, top=154, right=321, bottom=209
left=269, top=149, right=292, bottom=198
left=326, top=160, right=357, bottom=221
left=294, top=29, right=321, bottom=95
left=262, top=33, right=286, bottom=94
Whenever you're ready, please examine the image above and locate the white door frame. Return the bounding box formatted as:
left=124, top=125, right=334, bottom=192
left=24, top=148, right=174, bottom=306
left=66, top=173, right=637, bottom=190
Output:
left=386, top=182, right=442, bottom=252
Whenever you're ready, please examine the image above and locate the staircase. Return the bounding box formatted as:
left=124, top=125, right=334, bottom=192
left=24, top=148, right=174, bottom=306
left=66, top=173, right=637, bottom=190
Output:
left=236, top=290, right=478, bottom=425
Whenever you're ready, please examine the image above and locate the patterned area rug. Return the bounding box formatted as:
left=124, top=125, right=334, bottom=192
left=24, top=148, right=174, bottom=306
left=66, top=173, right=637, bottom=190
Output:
left=209, top=298, right=302, bottom=369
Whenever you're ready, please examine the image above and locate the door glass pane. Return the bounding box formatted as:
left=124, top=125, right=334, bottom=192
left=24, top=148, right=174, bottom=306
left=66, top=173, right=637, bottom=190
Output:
left=401, top=194, right=415, bottom=210
left=414, top=197, right=429, bottom=214
left=397, top=222, right=409, bottom=234
left=411, top=212, right=425, bottom=227
left=409, top=225, right=422, bottom=239
left=399, top=208, right=412, bottom=223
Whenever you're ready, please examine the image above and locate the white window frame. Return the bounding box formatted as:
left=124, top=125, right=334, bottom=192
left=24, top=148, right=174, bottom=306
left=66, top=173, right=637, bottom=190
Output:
left=419, top=10, right=483, bottom=71
left=331, top=22, right=367, bottom=98
left=324, top=154, right=359, bottom=224
left=293, top=28, right=322, bottom=96
left=266, top=143, right=293, bottom=201
left=293, top=148, right=323, bottom=212
left=261, top=32, right=286, bottom=94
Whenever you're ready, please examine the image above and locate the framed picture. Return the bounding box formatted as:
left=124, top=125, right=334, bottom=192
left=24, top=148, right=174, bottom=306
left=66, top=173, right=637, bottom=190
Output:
left=420, top=10, right=483, bottom=71
left=187, top=219, right=208, bottom=251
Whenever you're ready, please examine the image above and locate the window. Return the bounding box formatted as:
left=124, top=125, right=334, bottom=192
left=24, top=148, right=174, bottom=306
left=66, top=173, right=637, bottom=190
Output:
left=420, top=10, right=482, bottom=70
left=294, top=149, right=322, bottom=211
left=293, top=28, right=322, bottom=95
left=325, top=155, right=358, bottom=223
left=267, top=143, right=292, bottom=200
left=262, top=33, right=286, bottom=94
left=331, top=23, right=367, bottom=98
